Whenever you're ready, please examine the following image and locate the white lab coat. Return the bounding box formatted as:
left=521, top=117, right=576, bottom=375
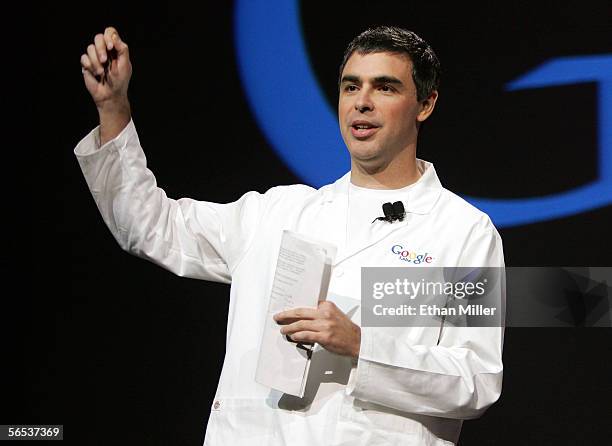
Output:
left=74, top=119, right=505, bottom=446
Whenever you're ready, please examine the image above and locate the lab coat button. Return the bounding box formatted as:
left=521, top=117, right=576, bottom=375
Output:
left=213, top=400, right=221, bottom=410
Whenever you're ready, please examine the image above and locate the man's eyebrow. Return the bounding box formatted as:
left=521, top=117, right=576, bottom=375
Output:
left=340, top=75, right=360, bottom=84
left=340, top=75, right=404, bottom=86
left=372, top=76, right=403, bottom=85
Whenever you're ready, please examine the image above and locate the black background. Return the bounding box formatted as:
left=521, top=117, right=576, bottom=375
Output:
left=17, top=1, right=612, bottom=444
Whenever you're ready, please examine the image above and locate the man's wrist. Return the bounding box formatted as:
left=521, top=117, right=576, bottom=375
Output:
left=97, top=98, right=131, bottom=146
left=351, top=324, right=361, bottom=359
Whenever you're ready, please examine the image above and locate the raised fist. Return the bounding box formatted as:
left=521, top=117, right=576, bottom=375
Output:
left=80, top=27, right=132, bottom=109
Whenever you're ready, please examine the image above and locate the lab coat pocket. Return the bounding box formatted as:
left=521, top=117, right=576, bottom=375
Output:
left=206, top=398, right=276, bottom=445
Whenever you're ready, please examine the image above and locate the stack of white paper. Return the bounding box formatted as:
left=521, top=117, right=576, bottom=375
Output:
left=255, top=230, right=337, bottom=397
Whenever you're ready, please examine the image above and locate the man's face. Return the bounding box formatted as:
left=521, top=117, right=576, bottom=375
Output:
left=338, top=51, right=430, bottom=165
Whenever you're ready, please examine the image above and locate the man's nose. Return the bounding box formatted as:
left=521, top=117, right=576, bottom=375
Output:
left=355, top=89, right=374, bottom=113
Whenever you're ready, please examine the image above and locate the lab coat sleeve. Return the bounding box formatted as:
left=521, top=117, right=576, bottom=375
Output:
left=73, top=119, right=264, bottom=283
left=346, top=217, right=505, bottom=419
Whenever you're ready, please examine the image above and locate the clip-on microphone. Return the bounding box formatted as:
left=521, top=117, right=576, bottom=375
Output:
left=372, top=201, right=406, bottom=223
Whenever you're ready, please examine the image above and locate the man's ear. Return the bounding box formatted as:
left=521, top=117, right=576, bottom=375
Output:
left=417, top=90, right=439, bottom=122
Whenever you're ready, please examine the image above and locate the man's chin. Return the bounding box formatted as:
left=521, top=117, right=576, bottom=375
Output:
left=349, top=149, right=382, bottom=163
left=349, top=150, right=391, bottom=173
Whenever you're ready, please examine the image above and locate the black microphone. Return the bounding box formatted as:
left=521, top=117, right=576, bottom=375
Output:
left=373, top=201, right=406, bottom=223
left=382, top=202, right=395, bottom=219
left=392, top=201, right=405, bottom=220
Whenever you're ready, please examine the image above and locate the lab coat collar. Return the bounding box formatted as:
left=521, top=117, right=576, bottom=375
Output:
left=316, top=159, right=443, bottom=266
left=323, top=159, right=443, bottom=215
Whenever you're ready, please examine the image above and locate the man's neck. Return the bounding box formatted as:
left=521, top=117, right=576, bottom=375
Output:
left=350, top=151, right=421, bottom=190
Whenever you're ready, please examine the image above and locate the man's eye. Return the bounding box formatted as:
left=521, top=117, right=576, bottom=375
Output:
left=345, top=85, right=358, bottom=92
left=380, top=85, right=393, bottom=92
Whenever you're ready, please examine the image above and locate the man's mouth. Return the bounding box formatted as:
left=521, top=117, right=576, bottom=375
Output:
left=350, top=121, right=380, bottom=139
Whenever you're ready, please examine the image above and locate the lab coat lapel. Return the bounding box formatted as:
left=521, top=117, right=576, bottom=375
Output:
left=310, top=173, right=350, bottom=261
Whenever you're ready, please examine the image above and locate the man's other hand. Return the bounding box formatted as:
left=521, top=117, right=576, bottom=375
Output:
left=274, top=301, right=361, bottom=359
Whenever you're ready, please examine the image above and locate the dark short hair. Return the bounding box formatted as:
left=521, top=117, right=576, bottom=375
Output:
left=339, top=26, right=441, bottom=102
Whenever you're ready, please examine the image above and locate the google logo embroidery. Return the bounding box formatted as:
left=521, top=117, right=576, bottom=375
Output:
left=391, top=245, right=433, bottom=264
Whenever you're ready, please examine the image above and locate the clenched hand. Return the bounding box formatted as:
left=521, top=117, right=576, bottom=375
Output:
left=80, top=26, right=132, bottom=109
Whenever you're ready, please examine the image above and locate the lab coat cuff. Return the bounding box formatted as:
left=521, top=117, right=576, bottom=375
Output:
left=345, top=327, right=373, bottom=399
left=73, top=118, right=136, bottom=159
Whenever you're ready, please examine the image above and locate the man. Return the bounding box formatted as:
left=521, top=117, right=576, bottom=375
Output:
left=77, top=25, right=504, bottom=445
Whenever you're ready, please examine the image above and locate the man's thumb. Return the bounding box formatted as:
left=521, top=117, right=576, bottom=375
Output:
left=112, top=33, right=129, bottom=55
